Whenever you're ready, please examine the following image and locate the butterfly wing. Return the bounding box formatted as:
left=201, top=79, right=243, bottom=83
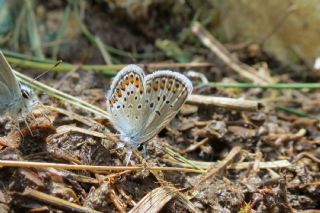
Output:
left=106, top=65, right=147, bottom=139
left=131, top=70, right=193, bottom=144
left=0, top=51, right=22, bottom=115
left=0, top=51, right=21, bottom=98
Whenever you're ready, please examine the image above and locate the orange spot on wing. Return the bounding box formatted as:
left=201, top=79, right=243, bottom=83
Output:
left=124, top=76, right=130, bottom=85
left=160, top=78, right=165, bottom=89
left=110, top=97, right=116, bottom=104
left=129, top=74, right=134, bottom=84
left=167, top=79, right=173, bottom=90
left=153, top=80, right=159, bottom=91
left=116, top=89, right=122, bottom=97
left=118, top=82, right=126, bottom=90
left=134, top=76, right=140, bottom=88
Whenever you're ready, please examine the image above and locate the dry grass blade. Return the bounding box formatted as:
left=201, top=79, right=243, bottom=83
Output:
left=191, top=146, right=242, bottom=195
left=0, top=160, right=204, bottom=173
left=129, top=187, right=176, bottom=213
left=192, top=22, right=271, bottom=83
left=22, top=188, right=101, bottom=213
left=175, top=193, right=202, bottom=213
left=54, top=125, right=110, bottom=139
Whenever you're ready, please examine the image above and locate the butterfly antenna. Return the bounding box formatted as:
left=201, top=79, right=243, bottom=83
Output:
left=34, top=60, right=63, bottom=80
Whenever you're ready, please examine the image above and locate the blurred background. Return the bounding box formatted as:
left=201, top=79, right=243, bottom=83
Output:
left=1, top=0, right=319, bottom=80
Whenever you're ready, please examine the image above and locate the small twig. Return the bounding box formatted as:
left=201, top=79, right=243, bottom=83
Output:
left=118, top=187, right=136, bottom=206
left=292, top=152, right=320, bottom=164
left=192, top=22, right=270, bottom=83
left=191, top=146, right=242, bottom=193
left=22, top=187, right=101, bottom=213
left=262, top=129, right=306, bottom=147
left=109, top=189, right=126, bottom=213
left=0, top=160, right=204, bottom=173
left=187, top=94, right=263, bottom=111
left=181, top=138, right=209, bottom=154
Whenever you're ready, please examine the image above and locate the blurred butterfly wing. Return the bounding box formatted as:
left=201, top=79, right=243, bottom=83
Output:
left=0, top=81, right=12, bottom=115
left=133, top=70, right=192, bottom=143
left=106, top=65, right=146, bottom=137
left=0, top=51, right=21, bottom=97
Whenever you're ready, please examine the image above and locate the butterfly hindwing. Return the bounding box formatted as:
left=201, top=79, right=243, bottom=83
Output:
left=134, top=70, right=193, bottom=143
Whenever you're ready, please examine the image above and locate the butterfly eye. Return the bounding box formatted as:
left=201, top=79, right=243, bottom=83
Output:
left=137, top=144, right=144, bottom=151
left=21, top=89, right=30, bottom=99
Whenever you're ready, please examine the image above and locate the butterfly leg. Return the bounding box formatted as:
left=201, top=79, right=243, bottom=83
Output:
left=34, top=101, right=51, bottom=123
left=124, top=150, right=133, bottom=166
left=11, top=121, right=24, bottom=141
left=23, top=118, right=33, bottom=137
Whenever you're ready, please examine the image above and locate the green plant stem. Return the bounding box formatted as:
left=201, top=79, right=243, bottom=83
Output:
left=276, top=105, right=309, bottom=117
left=7, top=57, right=119, bottom=75
left=206, top=82, right=320, bottom=89
left=163, top=146, right=204, bottom=171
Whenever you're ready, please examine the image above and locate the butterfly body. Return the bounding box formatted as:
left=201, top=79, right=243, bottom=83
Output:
left=107, top=65, right=192, bottom=150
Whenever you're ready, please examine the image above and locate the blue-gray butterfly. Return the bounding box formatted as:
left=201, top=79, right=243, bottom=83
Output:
left=106, top=65, right=193, bottom=163
left=0, top=51, right=35, bottom=131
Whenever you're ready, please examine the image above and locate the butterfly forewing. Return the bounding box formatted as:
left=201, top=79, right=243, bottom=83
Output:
left=107, top=65, right=146, bottom=137
left=0, top=51, right=21, bottom=99
left=134, top=71, right=193, bottom=143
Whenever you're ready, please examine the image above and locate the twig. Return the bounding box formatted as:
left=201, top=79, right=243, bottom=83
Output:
left=0, top=160, right=204, bottom=173
left=187, top=94, right=263, bottom=111
left=22, top=187, right=101, bottom=213
left=192, top=22, right=270, bottom=83
left=109, top=189, right=126, bottom=213
left=181, top=138, right=209, bottom=154
left=292, top=152, right=320, bottom=164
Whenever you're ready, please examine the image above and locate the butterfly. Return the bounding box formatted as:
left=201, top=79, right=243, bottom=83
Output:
left=0, top=51, right=35, bottom=131
left=106, top=64, right=193, bottom=163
